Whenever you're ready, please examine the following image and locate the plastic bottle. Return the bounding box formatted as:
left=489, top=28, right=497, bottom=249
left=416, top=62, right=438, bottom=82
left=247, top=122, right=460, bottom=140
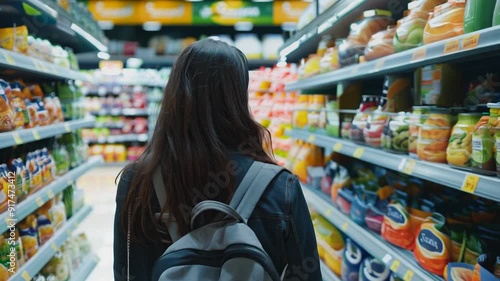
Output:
left=464, top=0, right=496, bottom=33
left=494, top=0, right=500, bottom=26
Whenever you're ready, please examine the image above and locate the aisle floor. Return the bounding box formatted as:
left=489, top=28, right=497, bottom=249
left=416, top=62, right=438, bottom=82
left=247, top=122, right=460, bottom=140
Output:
left=76, top=164, right=125, bottom=281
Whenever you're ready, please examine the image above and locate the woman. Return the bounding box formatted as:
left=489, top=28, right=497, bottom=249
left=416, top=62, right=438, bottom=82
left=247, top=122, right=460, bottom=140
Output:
left=114, top=38, right=321, bottom=281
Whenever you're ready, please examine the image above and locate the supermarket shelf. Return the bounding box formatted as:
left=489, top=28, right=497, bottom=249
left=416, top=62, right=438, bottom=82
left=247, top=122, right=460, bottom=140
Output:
left=302, top=185, right=440, bottom=281
left=148, top=96, right=164, bottom=103
left=69, top=253, right=100, bottom=281
left=10, top=205, right=93, bottom=281
left=278, top=0, right=388, bottom=63
left=286, top=26, right=500, bottom=91
left=0, top=117, right=96, bottom=149
left=89, top=108, right=149, bottom=117
left=78, top=53, right=275, bottom=70
left=0, top=49, right=93, bottom=82
left=0, top=156, right=103, bottom=234
left=320, top=261, right=341, bottom=281
left=287, top=129, right=500, bottom=202
left=84, top=134, right=149, bottom=144
left=0, top=1, right=107, bottom=53
left=98, top=161, right=129, bottom=167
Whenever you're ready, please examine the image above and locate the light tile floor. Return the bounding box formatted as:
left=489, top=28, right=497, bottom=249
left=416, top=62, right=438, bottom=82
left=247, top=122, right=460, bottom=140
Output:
left=75, top=164, right=126, bottom=281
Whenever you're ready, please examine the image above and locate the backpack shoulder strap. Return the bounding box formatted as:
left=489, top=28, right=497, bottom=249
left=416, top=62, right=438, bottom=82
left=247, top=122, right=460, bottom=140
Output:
left=153, top=167, right=167, bottom=209
left=152, top=167, right=181, bottom=242
left=229, top=161, right=284, bottom=222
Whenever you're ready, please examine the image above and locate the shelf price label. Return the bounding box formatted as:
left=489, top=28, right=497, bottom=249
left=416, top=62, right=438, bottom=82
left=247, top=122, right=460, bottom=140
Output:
left=390, top=259, right=400, bottom=272
left=412, top=48, right=426, bottom=61
left=307, top=134, right=316, bottom=143
left=2, top=50, right=16, bottom=65
left=444, top=39, right=460, bottom=54
left=12, top=132, right=23, bottom=145
left=403, top=270, right=414, bottom=281
left=64, top=123, right=72, bottom=132
left=374, top=59, right=385, bottom=70
left=21, top=271, right=31, bottom=281
left=36, top=197, right=44, bottom=207
left=51, top=243, right=58, bottom=252
left=398, top=158, right=416, bottom=175
left=341, top=222, right=349, bottom=231
left=32, top=130, right=41, bottom=140
left=462, top=33, right=480, bottom=50
left=47, top=190, right=55, bottom=199
left=461, top=174, right=480, bottom=193
left=325, top=208, right=333, bottom=216
left=353, top=147, right=364, bottom=159
left=333, top=142, right=342, bottom=152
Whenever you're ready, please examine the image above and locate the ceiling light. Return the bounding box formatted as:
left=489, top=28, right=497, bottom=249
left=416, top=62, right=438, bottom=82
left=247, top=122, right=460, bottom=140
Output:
left=234, top=22, right=253, bottom=32
left=143, top=21, right=162, bottom=32
left=97, top=52, right=110, bottom=60
left=71, top=23, right=108, bottom=52
left=98, top=21, right=114, bottom=31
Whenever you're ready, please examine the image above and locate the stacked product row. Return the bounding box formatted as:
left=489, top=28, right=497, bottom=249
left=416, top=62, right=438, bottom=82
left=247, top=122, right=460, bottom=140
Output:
left=297, top=0, right=500, bottom=78
left=292, top=67, right=500, bottom=176
left=0, top=26, right=78, bottom=71
left=249, top=66, right=298, bottom=165
left=0, top=132, right=88, bottom=213
left=118, top=33, right=284, bottom=60
left=287, top=143, right=500, bottom=280
left=0, top=184, right=87, bottom=281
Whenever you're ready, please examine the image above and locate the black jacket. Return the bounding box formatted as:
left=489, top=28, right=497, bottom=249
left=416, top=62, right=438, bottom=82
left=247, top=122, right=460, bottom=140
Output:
left=113, top=153, right=322, bottom=281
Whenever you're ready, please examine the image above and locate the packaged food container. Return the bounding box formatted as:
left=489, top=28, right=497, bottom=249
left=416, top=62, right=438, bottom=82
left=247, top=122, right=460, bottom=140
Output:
left=472, top=116, right=496, bottom=174
left=383, top=75, right=412, bottom=113
left=341, top=239, right=366, bottom=281
left=393, top=0, right=446, bottom=52
left=364, top=26, right=396, bottom=61
left=409, top=106, right=433, bottom=157
left=341, top=118, right=353, bottom=139
left=464, top=0, right=497, bottom=33
left=414, top=213, right=451, bottom=276
left=351, top=95, right=379, bottom=143
left=364, top=98, right=390, bottom=147
left=381, top=112, right=410, bottom=154
left=313, top=216, right=345, bottom=275
left=416, top=64, right=463, bottom=107
left=447, top=113, right=482, bottom=168
left=320, top=47, right=340, bottom=73
left=423, top=1, right=465, bottom=44
left=382, top=192, right=414, bottom=250
left=339, top=10, right=394, bottom=66
left=360, top=257, right=391, bottom=281
left=317, top=35, right=335, bottom=56
left=417, top=110, right=453, bottom=163
left=488, top=103, right=500, bottom=177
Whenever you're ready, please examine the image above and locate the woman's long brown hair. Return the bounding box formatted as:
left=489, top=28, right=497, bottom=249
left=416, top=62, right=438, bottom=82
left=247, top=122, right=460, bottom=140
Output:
left=120, top=39, right=276, bottom=245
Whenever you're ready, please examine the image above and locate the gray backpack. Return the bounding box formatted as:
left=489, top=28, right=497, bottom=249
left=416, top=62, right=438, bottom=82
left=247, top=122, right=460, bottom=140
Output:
left=150, top=161, right=284, bottom=281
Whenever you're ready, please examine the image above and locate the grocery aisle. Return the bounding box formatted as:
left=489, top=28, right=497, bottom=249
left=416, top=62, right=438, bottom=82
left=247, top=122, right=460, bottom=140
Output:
left=76, top=164, right=125, bottom=281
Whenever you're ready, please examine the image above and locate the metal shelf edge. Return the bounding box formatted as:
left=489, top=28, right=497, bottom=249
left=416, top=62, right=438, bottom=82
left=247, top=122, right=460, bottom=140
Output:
left=10, top=205, right=93, bottom=281
left=285, top=26, right=500, bottom=91
left=302, top=185, right=440, bottom=281
left=69, top=253, right=100, bottom=281
left=287, top=129, right=500, bottom=202
left=0, top=49, right=93, bottom=82
left=0, top=156, right=103, bottom=233
left=0, top=118, right=96, bottom=149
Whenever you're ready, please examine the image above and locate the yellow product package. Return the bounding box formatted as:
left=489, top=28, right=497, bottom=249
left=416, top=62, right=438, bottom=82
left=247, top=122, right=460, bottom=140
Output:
left=0, top=26, right=28, bottom=54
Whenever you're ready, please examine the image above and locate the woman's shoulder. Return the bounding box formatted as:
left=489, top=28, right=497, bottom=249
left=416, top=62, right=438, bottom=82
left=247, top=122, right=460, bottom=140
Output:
left=115, top=163, right=138, bottom=202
